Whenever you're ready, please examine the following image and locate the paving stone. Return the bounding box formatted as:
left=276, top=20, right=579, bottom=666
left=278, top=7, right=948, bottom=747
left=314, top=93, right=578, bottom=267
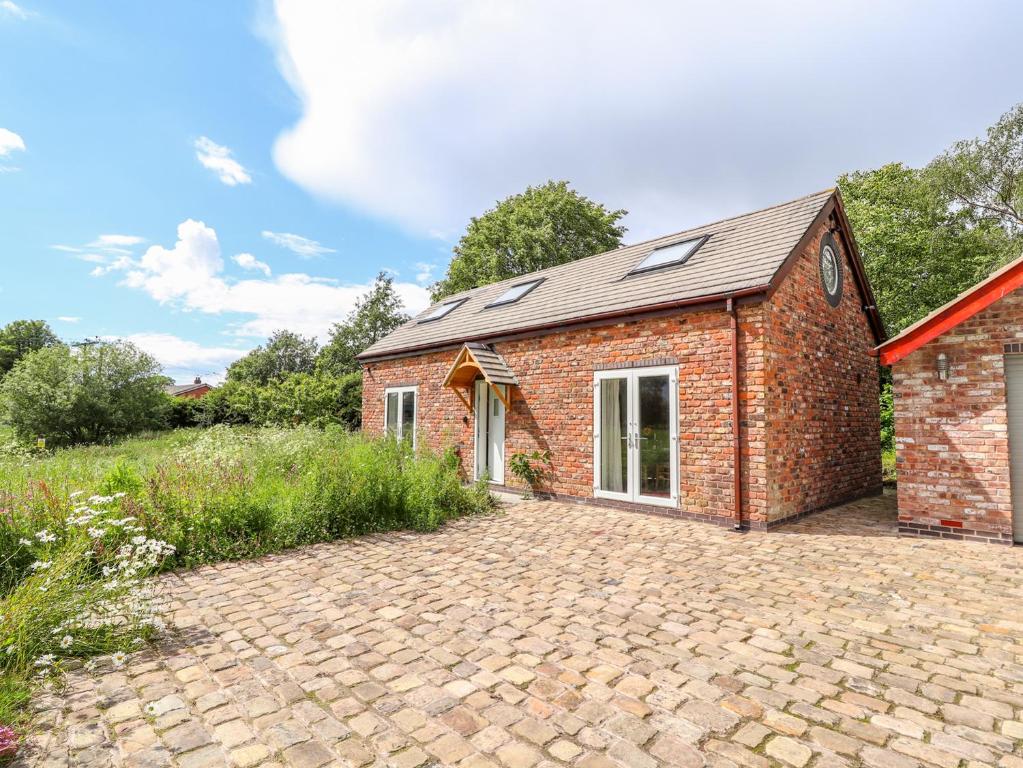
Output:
left=20, top=496, right=1023, bottom=768
left=765, top=735, right=812, bottom=767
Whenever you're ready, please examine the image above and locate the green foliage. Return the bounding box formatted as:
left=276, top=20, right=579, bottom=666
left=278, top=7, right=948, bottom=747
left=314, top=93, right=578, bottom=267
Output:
left=879, top=380, right=894, bottom=453
left=508, top=449, right=553, bottom=498
left=0, top=426, right=493, bottom=584
left=926, top=102, right=1023, bottom=233
left=0, top=320, right=61, bottom=379
left=196, top=372, right=362, bottom=430
left=839, top=163, right=1017, bottom=335
left=431, top=180, right=627, bottom=300
left=226, top=329, right=318, bottom=385
left=0, top=341, right=169, bottom=447
left=317, top=273, right=410, bottom=376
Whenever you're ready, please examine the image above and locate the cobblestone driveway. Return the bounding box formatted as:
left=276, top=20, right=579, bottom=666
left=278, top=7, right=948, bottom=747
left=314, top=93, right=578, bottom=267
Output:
left=19, top=493, right=1023, bottom=768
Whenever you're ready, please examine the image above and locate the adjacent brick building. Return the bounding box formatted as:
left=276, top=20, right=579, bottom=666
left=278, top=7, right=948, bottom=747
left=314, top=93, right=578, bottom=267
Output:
left=878, top=255, right=1023, bottom=545
left=360, top=190, right=885, bottom=529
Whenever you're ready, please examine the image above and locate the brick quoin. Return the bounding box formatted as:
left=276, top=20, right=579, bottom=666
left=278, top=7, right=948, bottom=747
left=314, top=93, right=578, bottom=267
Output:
left=891, top=290, right=1023, bottom=545
left=363, top=218, right=882, bottom=529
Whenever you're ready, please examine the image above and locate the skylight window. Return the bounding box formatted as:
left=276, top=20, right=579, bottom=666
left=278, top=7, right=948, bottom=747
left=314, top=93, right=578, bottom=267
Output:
left=418, top=298, right=465, bottom=323
left=629, top=235, right=708, bottom=275
left=485, top=278, right=544, bottom=308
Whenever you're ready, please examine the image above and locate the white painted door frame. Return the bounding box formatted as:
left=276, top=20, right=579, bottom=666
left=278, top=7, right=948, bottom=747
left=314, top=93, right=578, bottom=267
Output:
left=593, top=366, right=679, bottom=508
left=474, top=380, right=506, bottom=484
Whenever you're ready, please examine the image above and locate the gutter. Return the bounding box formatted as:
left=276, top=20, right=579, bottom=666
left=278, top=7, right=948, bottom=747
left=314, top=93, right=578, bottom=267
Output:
left=727, top=297, right=743, bottom=531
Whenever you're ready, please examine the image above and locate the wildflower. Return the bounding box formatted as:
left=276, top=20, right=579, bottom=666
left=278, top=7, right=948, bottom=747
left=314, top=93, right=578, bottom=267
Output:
left=131, top=535, right=147, bottom=545
left=111, top=651, right=127, bottom=668
left=18, top=538, right=32, bottom=546
left=0, top=725, right=17, bottom=758
left=33, top=654, right=55, bottom=667
left=144, top=702, right=157, bottom=715
left=28, top=560, right=52, bottom=571
left=34, top=529, right=57, bottom=543
left=88, top=527, right=106, bottom=538
left=70, top=490, right=84, bottom=498
left=60, top=635, right=74, bottom=649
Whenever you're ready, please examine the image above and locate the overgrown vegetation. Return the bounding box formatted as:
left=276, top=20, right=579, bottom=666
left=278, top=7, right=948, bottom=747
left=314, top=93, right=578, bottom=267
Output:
left=0, top=427, right=492, bottom=745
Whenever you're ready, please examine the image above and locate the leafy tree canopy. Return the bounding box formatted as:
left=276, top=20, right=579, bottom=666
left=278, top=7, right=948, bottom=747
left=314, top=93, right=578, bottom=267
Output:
left=840, top=162, right=1020, bottom=336
left=317, top=272, right=410, bottom=376
left=926, top=102, right=1023, bottom=233
left=0, top=340, right=168, bottom=446
left=431, top=180, right=627, bottom=300
left=227, top=329, right=318, bottom=386
left=0, top=319, right=61, bottom=377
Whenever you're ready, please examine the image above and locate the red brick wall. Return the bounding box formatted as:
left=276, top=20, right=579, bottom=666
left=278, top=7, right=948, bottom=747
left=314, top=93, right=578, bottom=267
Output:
left=364, top=308, right=770, bottom=525
left=763, top=224, right=883, bottom=522
left=892, top=290, right=1023, bottom=542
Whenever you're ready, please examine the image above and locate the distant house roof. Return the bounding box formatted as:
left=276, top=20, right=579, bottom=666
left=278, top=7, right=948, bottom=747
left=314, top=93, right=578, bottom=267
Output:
left=877, top=253, right=1023, bottom=366
left=360, top=189, right=882, bottom=360
left=163, top=379, right=210, bottom=396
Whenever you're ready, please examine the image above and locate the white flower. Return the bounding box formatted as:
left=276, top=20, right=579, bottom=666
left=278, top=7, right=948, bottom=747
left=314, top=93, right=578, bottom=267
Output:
left=110, top=651, right=127, bottom=668
left=131, top=535, right=146, bottom=545
left=34, top=654, right=55, bottom=667
left=70, top=491, right=84, bottom=498
left=34, top=529, right=57, bottom=543
left=18, top=538, right=32, bottom=546
left=28, top=560, right=52, bottom=571
left=60, top=635, right=73, bottom=649
left=88, top=527, right=106, bottom=539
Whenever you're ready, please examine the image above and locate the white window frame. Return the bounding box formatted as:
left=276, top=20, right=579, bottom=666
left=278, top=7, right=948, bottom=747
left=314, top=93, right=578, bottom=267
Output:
left=593, top=365, right=679, bottom=508
left=383, top=386, right=418, bottom=448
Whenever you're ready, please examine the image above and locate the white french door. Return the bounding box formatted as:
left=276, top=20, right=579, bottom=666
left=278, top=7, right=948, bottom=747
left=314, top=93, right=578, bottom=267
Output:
left=474, top=380, right=506, bottom=484
left=593, top=366, right=678, bottom=508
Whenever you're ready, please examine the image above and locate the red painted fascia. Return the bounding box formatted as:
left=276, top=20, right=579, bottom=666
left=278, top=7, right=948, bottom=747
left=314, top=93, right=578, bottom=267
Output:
left=878, top=257, right=1023, bottom=366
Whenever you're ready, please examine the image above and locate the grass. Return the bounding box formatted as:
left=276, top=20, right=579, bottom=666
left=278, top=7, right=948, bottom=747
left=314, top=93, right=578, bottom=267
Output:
left=0, top=425, right=493, bottom=744
left=882, top=447, right=896, bottom=484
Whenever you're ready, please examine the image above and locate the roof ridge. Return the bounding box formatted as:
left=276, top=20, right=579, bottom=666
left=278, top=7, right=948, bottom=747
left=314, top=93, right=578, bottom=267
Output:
left=428, top=188, right=836, bottom=306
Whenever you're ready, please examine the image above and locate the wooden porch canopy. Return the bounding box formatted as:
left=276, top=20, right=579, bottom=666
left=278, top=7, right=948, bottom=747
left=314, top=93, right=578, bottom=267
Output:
left=443, top=343, right=518, bottom=412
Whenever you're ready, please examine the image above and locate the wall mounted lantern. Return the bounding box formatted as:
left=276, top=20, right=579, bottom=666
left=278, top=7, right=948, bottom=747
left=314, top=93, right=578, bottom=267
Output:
left=936, top=352, right=950, bottom=381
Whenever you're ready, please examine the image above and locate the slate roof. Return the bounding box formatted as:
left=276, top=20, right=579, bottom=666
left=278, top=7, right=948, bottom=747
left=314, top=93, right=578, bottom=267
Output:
left=163, top=382, right=209, bottom=396
left=360, top=189, right=837, bottom=359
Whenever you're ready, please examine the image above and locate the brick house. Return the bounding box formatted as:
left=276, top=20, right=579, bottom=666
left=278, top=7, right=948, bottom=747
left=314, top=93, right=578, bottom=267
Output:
left=878, top=255, right=1023, bottom=545
left=360, top=190, right=885, bottom=529
left=163, top=376, right=212, bottom=399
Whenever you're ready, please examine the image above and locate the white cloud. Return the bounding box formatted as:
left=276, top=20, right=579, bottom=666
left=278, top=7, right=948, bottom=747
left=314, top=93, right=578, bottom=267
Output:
left=0, top=128, right=25, bottom=158
left=107, top=333, right=248, bottom=384
left=414, top=261, right=437, bottom=285
left=100, top=218, right=429, bottom=340
left=268, top=1, right=1023, bottom=239
left=233, top=252, right=272, bottom=276
left=0, top=2, right=28, bottom=21
left=53, top=233, right=145, bottom=266
left=261, top=230, right=335, bottom=258
left=194, top=136, right=252, bottom=186
left=56, top=316, right=80, bottom=323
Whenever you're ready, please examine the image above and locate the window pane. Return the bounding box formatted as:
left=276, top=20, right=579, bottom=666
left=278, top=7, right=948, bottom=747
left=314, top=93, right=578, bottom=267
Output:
left=401, top=391, right=415, bottom=444
left=385, top=392, right=399, bottom=436
left=419, top=300, right=462, bottom=321
left=599, top=378, right=628, bottom=494
left=489, top=280, right=540, bottom=306
left=632, top=237, right=703, bottom=273
left=638, top=375, right=671, bottom=497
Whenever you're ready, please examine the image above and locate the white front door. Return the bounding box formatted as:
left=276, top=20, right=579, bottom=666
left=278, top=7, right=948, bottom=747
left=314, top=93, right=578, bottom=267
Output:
left=593, top=366, right=678, bottom=508
left=474, top=380, right=506, bottom=484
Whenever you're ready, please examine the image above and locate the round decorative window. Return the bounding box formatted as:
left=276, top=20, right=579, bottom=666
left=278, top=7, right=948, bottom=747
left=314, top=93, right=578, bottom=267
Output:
left=819, top=233, right=843, bottom=307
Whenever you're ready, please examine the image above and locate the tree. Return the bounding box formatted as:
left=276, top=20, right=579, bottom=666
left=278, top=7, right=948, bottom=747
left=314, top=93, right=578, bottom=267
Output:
left=0, top=319, right=61, bottom=377
left=227, top=329, right=318, bottom=386
left=0, top=341, right=169, bottom=445
left=926, top=102, right=1023, bottom=233
left=431, top=180, right=627, bottom=300
left=317, top=273, right=410, bottom=376
left=839, top=163, right=1018, bottom=334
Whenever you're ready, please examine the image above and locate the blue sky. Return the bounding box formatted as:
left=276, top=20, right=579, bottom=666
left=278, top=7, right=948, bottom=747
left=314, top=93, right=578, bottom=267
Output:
left=1, top=1, right=1021, bottom=382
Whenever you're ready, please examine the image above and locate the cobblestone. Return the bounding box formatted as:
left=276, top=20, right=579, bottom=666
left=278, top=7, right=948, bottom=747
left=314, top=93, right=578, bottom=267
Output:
left=14, top=492, right=1023, bottom=767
